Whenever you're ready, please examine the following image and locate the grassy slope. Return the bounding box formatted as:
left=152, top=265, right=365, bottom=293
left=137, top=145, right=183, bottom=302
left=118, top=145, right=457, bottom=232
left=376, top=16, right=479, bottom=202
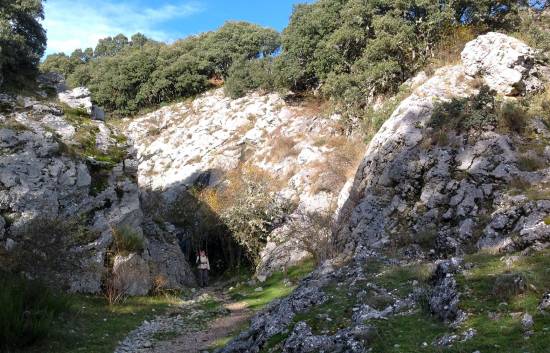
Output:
left=14, top=261, right=315, bottom=353
left=260, top=250, right=550, bottom=353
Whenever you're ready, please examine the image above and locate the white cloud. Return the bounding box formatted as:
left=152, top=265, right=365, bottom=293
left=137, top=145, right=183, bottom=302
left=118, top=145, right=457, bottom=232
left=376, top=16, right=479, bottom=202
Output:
left=43, top=0, right=204, bottom=55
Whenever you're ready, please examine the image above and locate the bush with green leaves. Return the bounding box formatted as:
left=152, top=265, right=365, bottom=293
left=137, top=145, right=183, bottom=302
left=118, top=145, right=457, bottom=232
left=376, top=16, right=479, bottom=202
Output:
left=0, top=272, right=69, bottom=350
left=224, top=57, right=278, bottom=98
left=277, top=0, right=520, bottom=103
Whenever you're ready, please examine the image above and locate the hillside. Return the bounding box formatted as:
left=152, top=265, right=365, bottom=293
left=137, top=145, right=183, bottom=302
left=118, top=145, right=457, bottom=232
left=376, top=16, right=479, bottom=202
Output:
left=219, top=32, right=550, bottom=353
left=1, top=1, right=550, bottom=353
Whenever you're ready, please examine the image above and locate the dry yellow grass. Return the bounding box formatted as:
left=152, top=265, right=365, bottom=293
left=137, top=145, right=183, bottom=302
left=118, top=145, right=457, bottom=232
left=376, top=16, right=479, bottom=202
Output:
left=309, top=136, right=365, bottom=194
left=267, top=134, right=300, bottom=163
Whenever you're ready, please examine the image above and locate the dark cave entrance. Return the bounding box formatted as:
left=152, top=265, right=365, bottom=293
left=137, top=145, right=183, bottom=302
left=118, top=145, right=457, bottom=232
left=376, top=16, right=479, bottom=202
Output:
left=144, top=183, right=251, bottom=279
left=176, top=226, right=251, bottom=278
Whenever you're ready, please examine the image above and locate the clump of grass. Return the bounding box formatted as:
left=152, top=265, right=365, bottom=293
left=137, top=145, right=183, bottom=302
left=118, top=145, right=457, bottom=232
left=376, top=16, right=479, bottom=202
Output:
left=268, top=135, right=300, bottom=163
left=0, top=273, right=69, bottom=351
left=112, top=225, right=145, bottom=254
left=517, top=155, right=546, bottom=172
left=498, top=101, right=528, bottom=134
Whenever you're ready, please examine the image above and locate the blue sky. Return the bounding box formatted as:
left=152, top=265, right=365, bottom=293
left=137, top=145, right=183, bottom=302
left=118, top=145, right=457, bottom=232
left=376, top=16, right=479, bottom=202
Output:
left=43, top=0, right=311, bottom=55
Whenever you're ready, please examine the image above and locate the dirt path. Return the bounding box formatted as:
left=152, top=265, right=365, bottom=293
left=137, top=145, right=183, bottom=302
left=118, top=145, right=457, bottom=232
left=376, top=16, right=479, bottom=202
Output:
left=151, top=288, right=253, bottom=353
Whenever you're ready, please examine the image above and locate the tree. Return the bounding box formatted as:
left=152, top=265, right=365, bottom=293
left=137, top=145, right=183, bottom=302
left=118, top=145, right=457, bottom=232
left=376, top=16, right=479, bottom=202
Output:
left=41, top=53, right=74, bottom=78
left=94, top=33, right=129, bottom=57
left=131, top=32, right=149, bottom=47
left=0, top=0, right=47, bottom=89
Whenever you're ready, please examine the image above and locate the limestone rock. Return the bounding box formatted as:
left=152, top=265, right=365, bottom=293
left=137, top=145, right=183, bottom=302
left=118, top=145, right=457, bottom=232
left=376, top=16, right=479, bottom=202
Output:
left=113, top=253, right=152, bottom=296
left=147, top=235, right=196, bottom=289
left=462, top=32, right=542, bottom=96
left=58, top=87, right=93, bottom=113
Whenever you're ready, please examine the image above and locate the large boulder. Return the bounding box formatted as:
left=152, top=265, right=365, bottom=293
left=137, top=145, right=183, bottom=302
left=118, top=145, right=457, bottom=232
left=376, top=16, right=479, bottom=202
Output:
left=58, top=87, right=93, bottom=113
left=58, top=86, right=105, bottom=121
left=147, top=236, right=196, bottom=289
left=113, top=253, right=152, bottom=296
left=462, top=32, right=543, bottom=95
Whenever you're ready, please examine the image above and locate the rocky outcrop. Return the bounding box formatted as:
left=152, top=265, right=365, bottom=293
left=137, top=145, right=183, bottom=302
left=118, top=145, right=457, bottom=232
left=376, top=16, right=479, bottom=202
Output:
left=0, top=82, right=194, bottom=294
left=220, top=32, right=549, bottom=353
left=462, top=32, right=545, bottom=95
left=336, top=32, right=549, bottom=258
left=58, top=86, right=105, bottom=120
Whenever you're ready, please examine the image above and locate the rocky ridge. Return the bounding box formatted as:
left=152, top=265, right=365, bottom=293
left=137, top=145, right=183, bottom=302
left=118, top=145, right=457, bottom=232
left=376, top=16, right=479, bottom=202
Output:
left=219, top=32, right=550, bottom=353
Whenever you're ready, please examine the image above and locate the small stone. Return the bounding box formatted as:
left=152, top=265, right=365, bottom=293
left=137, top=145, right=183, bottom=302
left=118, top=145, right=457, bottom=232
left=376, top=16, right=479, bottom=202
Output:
left=521, top=313, right=534, bottom=331
left=254, top=287, right=263, bottom=292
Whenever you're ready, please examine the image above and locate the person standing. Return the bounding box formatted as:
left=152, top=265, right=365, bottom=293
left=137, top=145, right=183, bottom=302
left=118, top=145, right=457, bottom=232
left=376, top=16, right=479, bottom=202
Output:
left=196, top=250, right=210, bottom=288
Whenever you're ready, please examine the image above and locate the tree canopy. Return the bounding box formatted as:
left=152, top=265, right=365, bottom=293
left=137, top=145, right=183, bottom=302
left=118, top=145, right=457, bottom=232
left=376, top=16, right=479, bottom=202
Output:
left=38, top=0, right=547, bottom=116
left=0, top=0, right=46, bottom=89
left=42, top=22, right=280, bottom=115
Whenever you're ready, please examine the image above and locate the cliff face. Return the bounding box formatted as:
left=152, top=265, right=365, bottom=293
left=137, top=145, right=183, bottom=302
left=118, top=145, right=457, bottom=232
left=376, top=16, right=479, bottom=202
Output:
left=220, top=32, right=550, bottom=353
left=337, top=32, right=549, bottom=258
left=0, top=79, right=194, bottom=295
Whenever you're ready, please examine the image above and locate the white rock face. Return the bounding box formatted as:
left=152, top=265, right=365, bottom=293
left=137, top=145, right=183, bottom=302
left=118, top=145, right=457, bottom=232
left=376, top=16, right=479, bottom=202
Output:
left=462, top=32, right=542, bottom=95
left=336, top=33, right=550, bottom=257
left=0, top=93, right=182, bottom=294
left=128, top=89, right=365, bottom=275
left=57, top=86, right=105, bottom=120
left=58, top=87, right=93, bottom=113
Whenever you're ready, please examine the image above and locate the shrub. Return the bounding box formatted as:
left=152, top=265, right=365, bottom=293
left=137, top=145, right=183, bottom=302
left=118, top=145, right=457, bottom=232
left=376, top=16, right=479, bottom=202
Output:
left=0, top=273, right=68, bottom=350
left=224, top=57, right=278, bottom=99
left=9, top=217, right=97, bottom=282
left=498, top=101, right=528, bottom=133
left=112, top=225, right=145, bottom=254
left=428, top=85, right=497, bottom=143
left=217, top=164, right=292, bottom=265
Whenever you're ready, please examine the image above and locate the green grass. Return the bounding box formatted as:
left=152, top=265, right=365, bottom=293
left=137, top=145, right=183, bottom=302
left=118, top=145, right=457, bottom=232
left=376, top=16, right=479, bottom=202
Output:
left=0, top=274, right=69, bottom=351
left=228, top=259, right=315, bottom=311
left=292, top=283, right=356, bottom=335
left=59, top=104, right=128, bottom=166
left=19, top=295, right=181, bottom=353
left=369, top=311, right=449, bottom=353
left=0, top=119, right=31, bottom=132
left=368, top=249, right=550, bottom=353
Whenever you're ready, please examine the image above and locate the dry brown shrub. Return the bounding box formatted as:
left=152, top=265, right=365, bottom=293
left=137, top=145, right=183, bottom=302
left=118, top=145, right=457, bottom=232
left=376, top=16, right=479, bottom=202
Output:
left=151, top=275, right=169, bottom=295
left=469, top=77, right=485, bottom=90
left=284, top=203, right=339, bottom=265
left=268, top=133, right=300, bottom=163
left=430, top=26, right=479, bottom=67
left=104, top=271, right=128, bottom=306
